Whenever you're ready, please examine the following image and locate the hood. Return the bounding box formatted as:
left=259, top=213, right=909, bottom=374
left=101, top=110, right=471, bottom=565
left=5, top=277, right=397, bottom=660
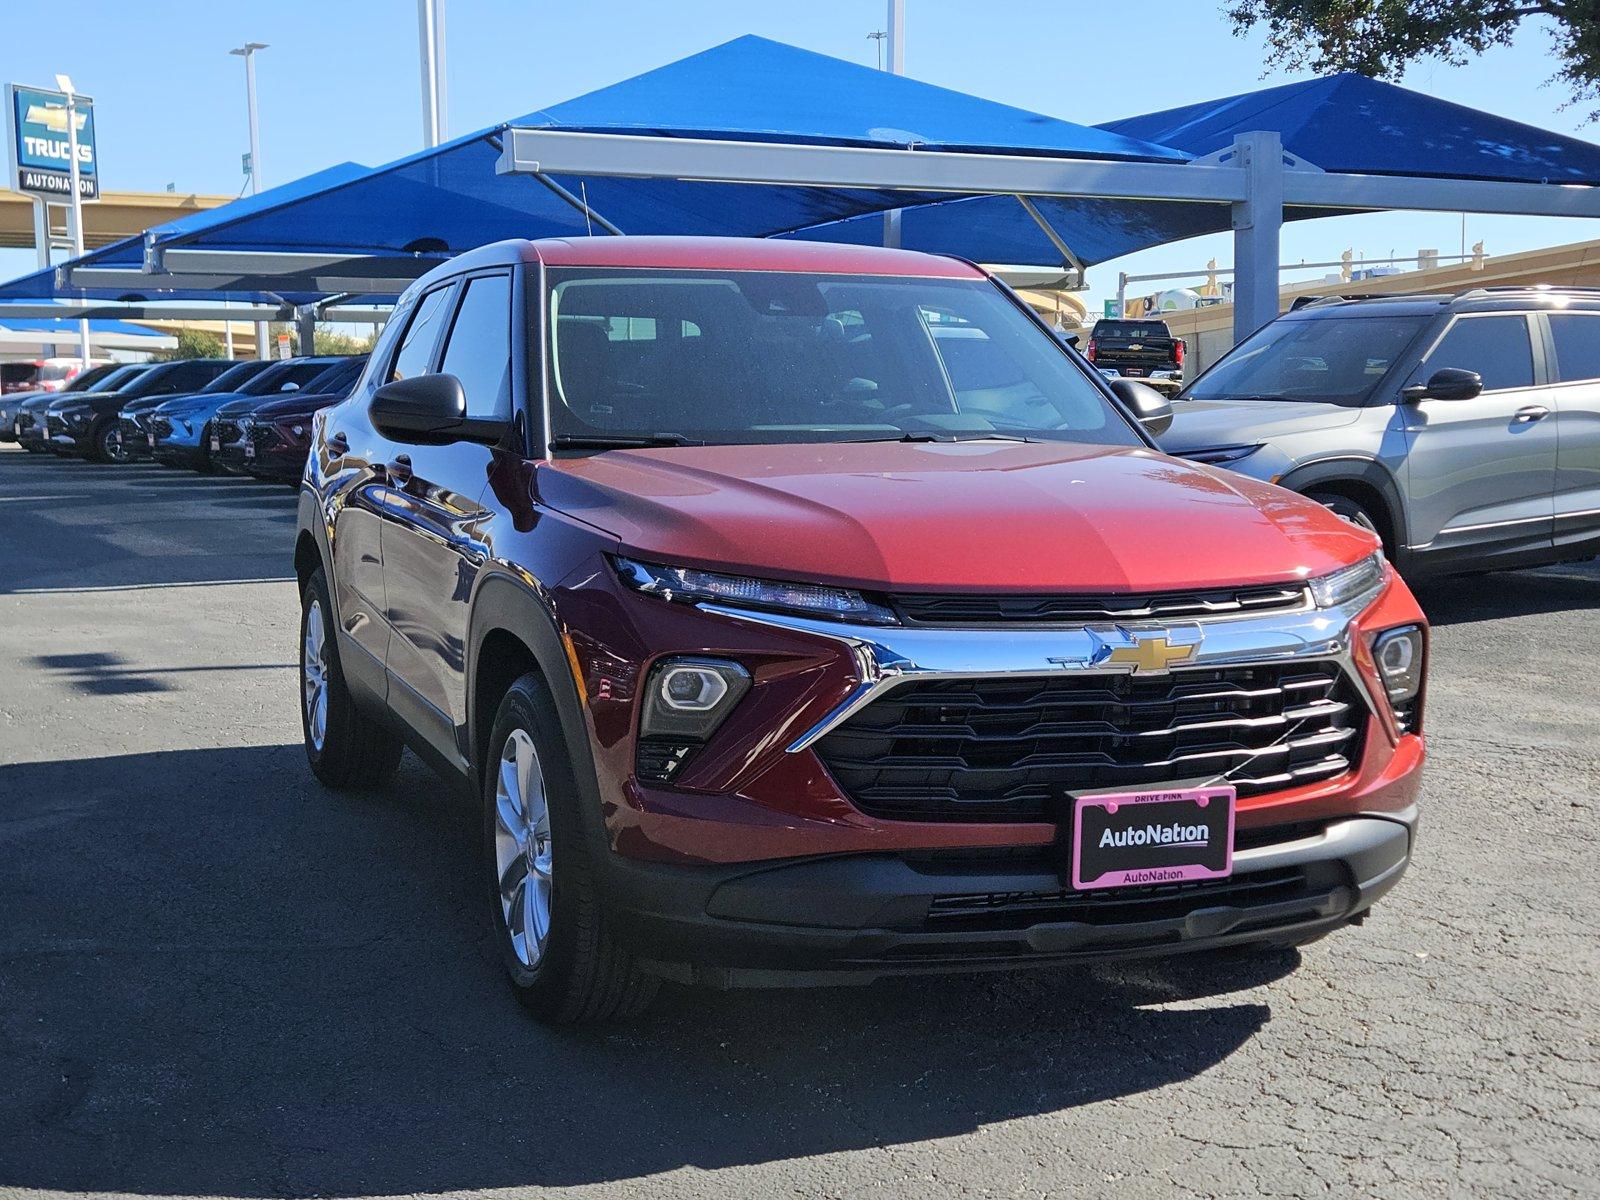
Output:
left=245, top=390, right=346, bottom=421
left=537, top=441, right=1376, bottom=593
left=155, top=391, right=239, bottom=417
left=1160, top=397, right=1363, bottom=453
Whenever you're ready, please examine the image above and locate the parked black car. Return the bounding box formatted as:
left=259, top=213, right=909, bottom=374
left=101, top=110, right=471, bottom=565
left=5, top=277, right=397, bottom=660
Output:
left=14, top=364, right=153, bottom=452
left=47, top=358, right=237, bottom=461
left=213, top=356, right=368, bottom=479
left=1086, top=318, right=1186, bottom=394
left=117, top=360, right=274, bottom=461
left=149, top=356, right=356, bottom=471
left=2, top=361, right=124, bottom=443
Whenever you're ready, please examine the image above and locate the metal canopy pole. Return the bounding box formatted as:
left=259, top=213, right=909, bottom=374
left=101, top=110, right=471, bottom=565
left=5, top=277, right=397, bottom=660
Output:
left=1014, top=195, right=1085, bottom=282
left=296, top=306, right=317, bottom=357
left=1231, top=131, right=1284, bottom=344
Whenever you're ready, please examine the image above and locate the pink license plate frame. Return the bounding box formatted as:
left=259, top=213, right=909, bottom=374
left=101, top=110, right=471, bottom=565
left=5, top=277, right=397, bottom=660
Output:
left=1070, top=786, right=1236, bottom=891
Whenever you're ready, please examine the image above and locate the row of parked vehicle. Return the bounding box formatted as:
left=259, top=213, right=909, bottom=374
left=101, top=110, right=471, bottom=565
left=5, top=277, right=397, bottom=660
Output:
left=0, top=353, right=366, bottom=482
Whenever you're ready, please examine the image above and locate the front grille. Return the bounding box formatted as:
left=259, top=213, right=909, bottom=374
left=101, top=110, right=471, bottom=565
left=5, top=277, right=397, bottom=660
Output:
left=213, top=418, right=241, bottom=444
left=892, top=583, right=1306, bottom=625
left=147, top=417, right=172, bottom=440
left=45, top=414, right=66, bottom=437
left=814, top=662, right=1366, bottom=822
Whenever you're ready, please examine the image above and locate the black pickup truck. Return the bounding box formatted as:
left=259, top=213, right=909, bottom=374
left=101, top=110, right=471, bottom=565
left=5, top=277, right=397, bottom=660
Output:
left=1085, top=319, right=1185, bottom=393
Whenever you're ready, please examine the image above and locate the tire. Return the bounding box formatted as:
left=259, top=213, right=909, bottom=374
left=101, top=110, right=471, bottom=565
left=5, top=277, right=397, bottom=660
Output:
left=193, top=423, right=220, bottom=474
left=299, top=566, right=402, bottom=789
left=91, top=419, right=127, bottom=464
left=1306, top=491, right=1384, bottom=549
left=484, top=672, right=658, bottom=1024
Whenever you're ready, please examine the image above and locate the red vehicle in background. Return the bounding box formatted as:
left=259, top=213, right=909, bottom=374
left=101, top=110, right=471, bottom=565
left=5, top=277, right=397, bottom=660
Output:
left=295, top=237, right=1427, bottom=1022
left=1, top=358, right=93, bottom=395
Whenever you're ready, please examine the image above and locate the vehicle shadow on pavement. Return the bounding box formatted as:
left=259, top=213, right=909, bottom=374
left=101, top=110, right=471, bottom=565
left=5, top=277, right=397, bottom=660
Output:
left=1413, top=564, right=1600, bottom=627
left=0, top=745, right=1289, bottom=1197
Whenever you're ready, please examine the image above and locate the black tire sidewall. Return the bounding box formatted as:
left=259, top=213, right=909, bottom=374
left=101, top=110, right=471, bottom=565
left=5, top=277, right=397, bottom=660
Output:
left=1308, top=492, right=1383, bottom=546
left=93, top=420, right=120, bottom=463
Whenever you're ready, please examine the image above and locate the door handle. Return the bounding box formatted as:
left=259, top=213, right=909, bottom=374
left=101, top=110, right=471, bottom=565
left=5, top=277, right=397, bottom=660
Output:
left=327, top=429, right=350, bottom=455
left=1514, top=405, right=1550, bottom=423
left=386, top=453, right=413, bottom=485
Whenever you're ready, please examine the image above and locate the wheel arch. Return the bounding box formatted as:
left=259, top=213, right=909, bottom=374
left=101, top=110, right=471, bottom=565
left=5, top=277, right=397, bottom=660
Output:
left=1277, top=457, right=1409, bottom=558
left=467, top=573, right=608, bottom=839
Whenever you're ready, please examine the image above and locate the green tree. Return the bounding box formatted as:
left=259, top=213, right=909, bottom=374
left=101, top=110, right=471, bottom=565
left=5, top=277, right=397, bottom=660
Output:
left=154, top=326, right=227, bottom=361
left=289, top=324, right=378, bottom=356
left=1226, top=1, right=1600, bottom=118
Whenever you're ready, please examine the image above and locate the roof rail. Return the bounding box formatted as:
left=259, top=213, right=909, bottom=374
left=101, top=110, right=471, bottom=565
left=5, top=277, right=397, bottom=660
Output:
left=1455, top=284, right=1600, bottom=300
left=1289, top=292, right=1447, bottom=310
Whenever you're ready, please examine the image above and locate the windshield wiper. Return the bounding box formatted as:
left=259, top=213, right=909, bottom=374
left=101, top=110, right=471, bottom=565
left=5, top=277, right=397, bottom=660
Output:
left=842, top=432, right=1037, bottom=444
left=549, top=433, right=703, bottom=450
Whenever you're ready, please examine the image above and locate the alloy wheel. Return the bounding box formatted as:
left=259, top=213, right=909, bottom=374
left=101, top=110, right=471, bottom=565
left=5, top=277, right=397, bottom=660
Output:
left=494, top=727, right=555, bottom=968
left=302, top=598, right=329, bottom=752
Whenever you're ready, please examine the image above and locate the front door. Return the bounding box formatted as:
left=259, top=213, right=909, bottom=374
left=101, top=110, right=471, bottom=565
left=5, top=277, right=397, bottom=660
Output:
left=380, top=272, right=513, bottom=768
left=1399, top=312, right=1557, bottom=559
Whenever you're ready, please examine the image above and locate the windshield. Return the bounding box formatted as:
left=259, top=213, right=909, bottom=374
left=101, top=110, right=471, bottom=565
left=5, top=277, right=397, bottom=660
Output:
left=543, top=268, right=1138, bottom=448
left=240, top=359, right=342, bottom=396
left=1183, top=314, right=1428, bottom=408
left=99, top=365, right=149, bottom=392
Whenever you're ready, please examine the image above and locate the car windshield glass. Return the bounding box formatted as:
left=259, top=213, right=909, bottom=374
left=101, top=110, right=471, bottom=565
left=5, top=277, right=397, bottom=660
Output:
left=1184, top=314, right=1429, bottom=408
left=240, top=360, right=339, bottom=395
left=544, top=268, right=1138, bottom=448
left=101, top=365, right=150, bottom=392
left=201, top=362, right=266, bottom=393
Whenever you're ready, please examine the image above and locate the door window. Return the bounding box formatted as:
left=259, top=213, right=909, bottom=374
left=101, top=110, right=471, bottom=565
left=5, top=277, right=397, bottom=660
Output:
left=438, top=274, right=512, bottom=420
left=1418, top=316, right=1534, bottom=392
left=1547, top=313, right=1600, bottom=383
left=388, top=287, right=454, bottom=382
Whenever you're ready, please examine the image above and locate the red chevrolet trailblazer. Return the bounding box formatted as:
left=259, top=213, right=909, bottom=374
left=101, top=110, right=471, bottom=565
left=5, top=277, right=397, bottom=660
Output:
left=294, top=237, right=1426, bottom=1022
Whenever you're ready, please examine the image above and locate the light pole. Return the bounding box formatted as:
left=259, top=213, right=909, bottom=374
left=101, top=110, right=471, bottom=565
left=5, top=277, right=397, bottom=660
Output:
left=54, top=74, right=91, bottom=366
left=417, top=0, right=447, bottom=147
left=230, top=42, right=269, bottom=357
left=882, top=0, right=905, bottom=249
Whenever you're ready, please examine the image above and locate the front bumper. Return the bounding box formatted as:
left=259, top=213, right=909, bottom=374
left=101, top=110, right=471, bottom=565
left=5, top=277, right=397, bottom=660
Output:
left=607, top=812, right=1414, bottom=987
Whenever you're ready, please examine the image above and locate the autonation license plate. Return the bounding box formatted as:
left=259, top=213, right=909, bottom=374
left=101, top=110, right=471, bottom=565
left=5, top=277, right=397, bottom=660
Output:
left=243, top=442, right=255, bottom=459
left=1071, top=786, right=1235, bottom=891
left=209, top=434, right=221, bottom=453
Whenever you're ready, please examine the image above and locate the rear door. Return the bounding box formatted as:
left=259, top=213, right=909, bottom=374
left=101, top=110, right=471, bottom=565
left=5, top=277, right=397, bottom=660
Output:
left=1539, top=311, right=1600, bottom=554
left=379, top=272, right=509, bottom=769
left=1399, top=312, right=1557, bottom=557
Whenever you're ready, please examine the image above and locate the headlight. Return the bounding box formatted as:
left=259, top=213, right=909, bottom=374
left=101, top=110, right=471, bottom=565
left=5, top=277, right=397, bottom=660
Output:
left=1184, top=443, right=1264, bottom=466
left=614, top=556, right=896, bottom=625
left=1308, top=552, right=1386, bottom=610
left=1371, top=625, right=1425, bottom=733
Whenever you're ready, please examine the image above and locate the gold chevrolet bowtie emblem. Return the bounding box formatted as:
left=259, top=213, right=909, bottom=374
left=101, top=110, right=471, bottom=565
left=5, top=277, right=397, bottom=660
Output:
left=1106, top=634, right=1197, bottom=673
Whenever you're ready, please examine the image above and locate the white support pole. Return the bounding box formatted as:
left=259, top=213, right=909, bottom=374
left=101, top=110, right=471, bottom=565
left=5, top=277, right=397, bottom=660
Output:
left=1116, top=272, right=1128, bottom=320
left=433, top=0, right=447, bottom=140
left=1231, top=131, right=1284, bottom=345
left=32, top=200, right=55, bottom=357
left=58, top=79, right=91, bottom=366
left=882, top=0, right=905, bottom=249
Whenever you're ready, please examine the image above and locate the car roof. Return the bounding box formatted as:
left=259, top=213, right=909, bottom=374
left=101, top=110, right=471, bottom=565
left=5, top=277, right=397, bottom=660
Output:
left=409, top=235, right=984, bottom=293
left=1286, top=286, right=1600, bottom=319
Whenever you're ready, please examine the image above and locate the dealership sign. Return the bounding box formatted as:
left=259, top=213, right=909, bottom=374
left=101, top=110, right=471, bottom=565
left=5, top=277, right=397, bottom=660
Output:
left=6, top=83, right=99, bottom=200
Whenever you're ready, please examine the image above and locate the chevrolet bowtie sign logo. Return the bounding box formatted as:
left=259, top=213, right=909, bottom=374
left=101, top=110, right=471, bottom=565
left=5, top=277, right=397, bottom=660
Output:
left=1105, top=633, right=1198, bottom=673
left=1049, top=625, right=1204, bottom=675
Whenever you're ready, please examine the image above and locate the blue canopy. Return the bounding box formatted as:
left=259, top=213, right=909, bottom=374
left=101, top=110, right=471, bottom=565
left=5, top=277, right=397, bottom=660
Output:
left=0, top=312, right=168, bottom=339
left=134, top=35, right=1184, bottom=261
left=1100, top=72, right=1600, bottom=185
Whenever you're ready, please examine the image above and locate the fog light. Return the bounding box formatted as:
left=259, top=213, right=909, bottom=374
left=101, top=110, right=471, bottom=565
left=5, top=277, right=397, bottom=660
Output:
left=1372, top=625, right=1425, bottom=733
left=637, top=657, right=751, bottom=783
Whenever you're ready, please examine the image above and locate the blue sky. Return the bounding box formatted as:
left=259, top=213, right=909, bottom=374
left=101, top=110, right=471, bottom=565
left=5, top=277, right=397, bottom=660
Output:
left=4, top=0, right=1598, bottom=309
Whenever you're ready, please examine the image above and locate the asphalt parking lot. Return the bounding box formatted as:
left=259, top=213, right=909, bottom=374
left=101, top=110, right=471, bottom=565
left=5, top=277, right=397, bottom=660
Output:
left=0, top=443, right=1596, bottom=1200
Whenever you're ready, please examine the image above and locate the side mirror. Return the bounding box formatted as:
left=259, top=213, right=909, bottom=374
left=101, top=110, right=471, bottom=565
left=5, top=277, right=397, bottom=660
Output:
left=1401, top=367, right=1483, bottom=404
left=370, top=374, right=468, bottom=440
left=1109, top=377, right=1174, bottom=437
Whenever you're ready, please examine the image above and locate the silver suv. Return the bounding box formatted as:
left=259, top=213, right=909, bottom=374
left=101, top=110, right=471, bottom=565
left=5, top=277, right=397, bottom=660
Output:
left=1161, top=288, right=1600, bottom=579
